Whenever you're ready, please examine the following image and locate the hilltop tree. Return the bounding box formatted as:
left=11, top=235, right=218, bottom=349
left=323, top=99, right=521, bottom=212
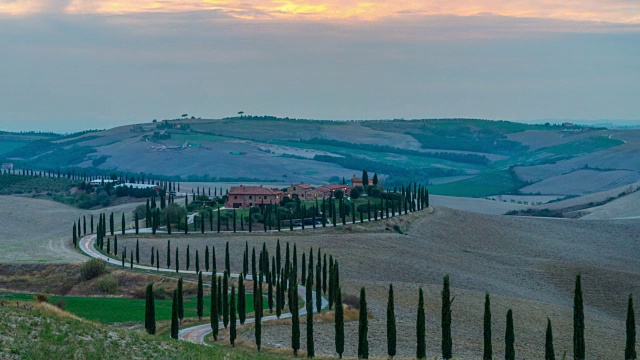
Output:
left=627, top=294, right=637, bottom=360
left=197, top=272, right=204, bottom=321
left=177, top=277, right=184, bottom=324
left=358, top=287, right=369, bottom=359
left=387, top=284, right=396, bottom=359
left=417, top=288, right=426, bottom=359
left=546, top=318, right=556, bottom=360
left=210, top=274, right=219, bottom=341
left=145, top=283, right=156, bottom=335
left=574, top=274, right=585, bottom=360
left=170, top=289, right=179, bottom=339
left=229, top=285, right=237, bottom=347
left=484, top=293, right=493, bottom=360
left=335, top=287, right=344, bottom=359
left=442, top=275, right=453, bottom=359
left=505, top=309, right=515, bottom=360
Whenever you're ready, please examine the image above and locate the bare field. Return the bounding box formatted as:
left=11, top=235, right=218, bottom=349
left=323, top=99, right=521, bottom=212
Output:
left=520, top=169, right=640, bottom=195
left=429, top=194, right=530, bottom=215
left=115, top=207, right=639, bottom=359
left=0, top=196, right=143, bottom=263
left=578, top=190, right=640, bottom=220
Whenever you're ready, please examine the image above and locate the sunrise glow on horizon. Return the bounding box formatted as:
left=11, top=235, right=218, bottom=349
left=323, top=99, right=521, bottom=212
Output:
left=2, top=0, right=639, bottom=24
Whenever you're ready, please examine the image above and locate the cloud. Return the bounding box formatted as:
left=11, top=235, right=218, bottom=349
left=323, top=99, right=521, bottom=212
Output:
left=2, top=0, right=640, bottom=25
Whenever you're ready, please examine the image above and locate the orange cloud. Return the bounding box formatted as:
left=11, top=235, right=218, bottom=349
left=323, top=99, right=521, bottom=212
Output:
left=2, top=0, right=639, bottom=24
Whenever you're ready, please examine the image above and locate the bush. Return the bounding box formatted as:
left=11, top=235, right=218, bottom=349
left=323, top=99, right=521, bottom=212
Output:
left=80, top=259, right=107, bottom=281
left=35, top=294, right=50, bottom=303
left=54, top=299, right=66, bottom=310
left=98, top=276, right=118, bottom=294
left=342, top=294, right=360, bottom=309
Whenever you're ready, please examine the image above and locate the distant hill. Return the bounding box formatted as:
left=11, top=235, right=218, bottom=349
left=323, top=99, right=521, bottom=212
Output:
left=3, top=117, right=640, bottom=198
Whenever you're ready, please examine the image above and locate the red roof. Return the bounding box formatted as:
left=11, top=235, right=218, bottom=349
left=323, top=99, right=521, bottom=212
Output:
left=295, top=184, right=313, bottom=189
left=228, top=185, right=279, bottom=196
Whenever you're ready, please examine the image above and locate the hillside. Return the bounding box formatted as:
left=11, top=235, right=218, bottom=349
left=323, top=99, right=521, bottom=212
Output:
left=0, top=300, right=279, bottom=360
left=3, top=118, right=640, bottom=199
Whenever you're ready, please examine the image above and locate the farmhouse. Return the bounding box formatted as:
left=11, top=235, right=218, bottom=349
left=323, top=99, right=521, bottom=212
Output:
left=225, top=185, right=282, bottom=209
left=114, top=182, right=159, bottom=190
left=351, top=174, right=370, bottom=187
left=90, top=179, right=119, bottom=186
left=286, top=184, right=314, bottom=199
left=308, top=184, right=352, bottom=199
left=1, top=163, right=14, bottom=171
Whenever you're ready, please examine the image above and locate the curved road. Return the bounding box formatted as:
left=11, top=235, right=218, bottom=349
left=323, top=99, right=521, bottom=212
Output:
left=79, top=234, right=328, bottom=346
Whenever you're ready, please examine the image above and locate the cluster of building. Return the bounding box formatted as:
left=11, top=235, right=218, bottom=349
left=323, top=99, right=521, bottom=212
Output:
left=224, top=174, right=371, bottom=209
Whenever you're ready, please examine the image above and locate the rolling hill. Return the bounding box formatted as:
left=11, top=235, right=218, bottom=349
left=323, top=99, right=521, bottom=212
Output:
left=3, top=117, right=640, bottom=201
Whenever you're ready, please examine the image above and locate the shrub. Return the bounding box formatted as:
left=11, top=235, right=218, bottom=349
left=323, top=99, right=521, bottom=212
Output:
left=98, top=276, right=118, bottom=294
left=343, top=294, right=360, bottom=309
left=35, top=294, right=50, bottom=303
left=54, top=299, right=66, bottom=310
left=80, top=259, right=107, bottom=281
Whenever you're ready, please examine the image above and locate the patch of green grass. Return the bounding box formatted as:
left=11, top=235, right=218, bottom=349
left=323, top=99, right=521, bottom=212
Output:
left=428, top=170, right=526, bottom=197
left=0, top=291, right=262, bottom=324
left=0, top=139, right=30, bottom=155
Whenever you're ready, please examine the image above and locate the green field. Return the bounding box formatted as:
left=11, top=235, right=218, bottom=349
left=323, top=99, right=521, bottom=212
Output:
left=540, top=136, right=624, bottom=155
left=0, top=291, right=262, bottom=324
left=428, top=170, right=526, bottom=198
left=0, top=139, right=30, bottom=155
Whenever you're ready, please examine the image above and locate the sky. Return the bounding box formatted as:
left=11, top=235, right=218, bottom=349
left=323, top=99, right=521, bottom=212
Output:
left=1, top=1, right=639, bottom=132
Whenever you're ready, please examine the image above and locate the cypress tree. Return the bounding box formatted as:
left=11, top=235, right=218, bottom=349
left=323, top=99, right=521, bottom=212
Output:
left=136, top=239, right=140, bottom=264
left=130, top=250, right=133, bottom=268
left=110, top=212, right=114, bottom=235
left=293, top=244, right=298, bottom=283
left=243, top=242, right=249, bottom=278
left=225, top=242, right=230, bottom=275
left=545, top=318, right=556, bottom=360
left=175, top=246, right=179, bottom=273
left=316, top=261, right=322, bottom=313
left=114, top=235, right=118, bottom=255
left=217, top=276, right=222, bottom=314
left=177, top=277, right=184, bottom=324
left=573, top=274, right=585, bottom=360
left=72, top=223, right=77, bottom=248
left=91, top=215, right=94, bottom=233
left=291, top=280, right=300, bottom=357
left=328, top=257, right=334, bottom=310
left=195, top=250, right=200, bottom=273
left=223, top=271, right=229, bottom=328
left=269, top=262, right=274, bottom=313
left=186, top=245, right=190, bottom=271
left=229, top=285, right=237, bottom=347
left=197, top=272, right=204, bottom=321
left=205, top=245, right=210, bottom=272
left=307, top=277, right=315, bottom=358
left=627, top=294, right=637, bottom=360
left=106, top=238, right=110, bottom=254
left=201, top=212, right=205, bottom=234
left=210, top=274, right=219, bottom=341
left=167, top=214, right=171, bottom=234
left=358, top=287, right=369, bottom=359
left=387, top=284, right=396, bottom=359
left=255, top=278, right=263, bottom=352
left=441, top=274, right=453, bottom=359
left=212, top=246, right=217, bottom=272
left=417, top=288, right=426, bottom=359
left=145, top=283, right=156, bottom=335
left=156, top=249, right=159, bottom=271
left=322, top=254, right=327, bottom=294
left=238, top=275, right=246, bottom=324
left=170, top=289, right=179, bottom=339
left=302, top=253, right=306, bottom=286
left=335, top=287, right=344, bottom=359
left=151, top=246, right=154, bottom=265
left=135, top=212, right=139, bottom=234
left=166, top=240, right=170, bottom=269
left=122, top=247, right=126, bottom=267
left=505, top=309, right=515, bottom=360
left=121, top=213, right=125, bottom=235
left=484, top=293, right=493, bottom=360
left=276, top=273, right=282, bottom=318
